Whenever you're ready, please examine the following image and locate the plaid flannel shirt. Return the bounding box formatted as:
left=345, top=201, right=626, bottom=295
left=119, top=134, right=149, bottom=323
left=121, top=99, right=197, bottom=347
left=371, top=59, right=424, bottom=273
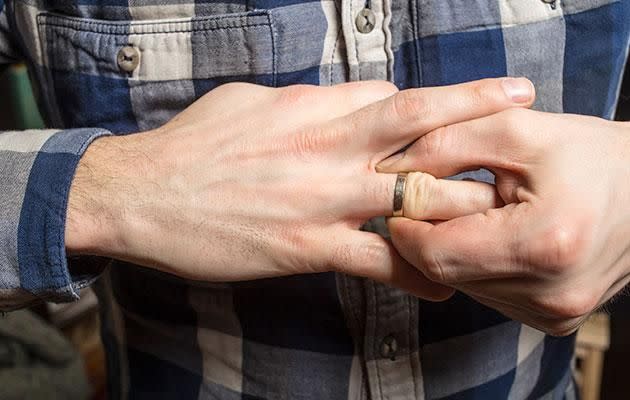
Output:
left=1, top=0, right=629, bottom=399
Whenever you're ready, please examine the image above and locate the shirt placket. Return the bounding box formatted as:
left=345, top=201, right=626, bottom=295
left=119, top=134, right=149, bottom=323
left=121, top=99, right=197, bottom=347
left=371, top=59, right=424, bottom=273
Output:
left=341, top=0, right=393, bottom=82
left=340, top=0, right=420, bottom=396
left=364, top=280, right=424, bottom=400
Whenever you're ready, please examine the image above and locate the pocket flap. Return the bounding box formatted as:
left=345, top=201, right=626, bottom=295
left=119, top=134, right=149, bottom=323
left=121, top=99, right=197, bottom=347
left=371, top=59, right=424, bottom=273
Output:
left=37, top=11, right=276, bottom=81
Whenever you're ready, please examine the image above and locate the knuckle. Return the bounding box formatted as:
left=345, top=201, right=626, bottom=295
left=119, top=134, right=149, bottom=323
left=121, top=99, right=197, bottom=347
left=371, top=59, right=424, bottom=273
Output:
left=495, top=108, right=553, bottom=161
left=207, top=82, right=278, bottom=109
left=331, top=240, right=390, bottom=275
left=417, top=246, right=448, bottom=283
left=470, top=78, right=510, bottom=106
left=291, top=132, right=319, bottom=156
left=468, top=81, right=492, bottom=108
left=390, top=90, right=431, bottom=123
left=210, top=81, right=257, bottom=97
left=526, top=223, right=585, bottom=275
left=544, top=317, right=586, bottom=337
left=361, top=240, right=391, bottom=265
left=216, top=81, right=249, bottom=91
left=562, top=290, right=600, bottom=318
left=414, top=127, right=448, bottom=158
left=498, top=108, right=530, bottom=140
left=276, top=84, right=320, bottom=106
left=532, top=289, right=598, bottom=320
left=329, top=243, right=354, bottom=272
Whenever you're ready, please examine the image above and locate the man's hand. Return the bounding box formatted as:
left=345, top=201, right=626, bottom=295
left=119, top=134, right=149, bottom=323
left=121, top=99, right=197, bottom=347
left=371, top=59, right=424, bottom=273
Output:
left=378, top=108, right=630, bottom=335
left=65, top=78, right=532, bottom=299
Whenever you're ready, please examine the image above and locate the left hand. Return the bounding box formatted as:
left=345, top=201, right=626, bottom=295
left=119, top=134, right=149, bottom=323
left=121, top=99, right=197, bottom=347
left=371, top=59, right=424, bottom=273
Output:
left=377, top=108, right=630, bottom=336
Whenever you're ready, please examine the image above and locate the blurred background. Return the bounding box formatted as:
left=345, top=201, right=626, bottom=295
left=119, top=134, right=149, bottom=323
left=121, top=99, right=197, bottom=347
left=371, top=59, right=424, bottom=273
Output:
left=0, top=64, right=629, bottom=400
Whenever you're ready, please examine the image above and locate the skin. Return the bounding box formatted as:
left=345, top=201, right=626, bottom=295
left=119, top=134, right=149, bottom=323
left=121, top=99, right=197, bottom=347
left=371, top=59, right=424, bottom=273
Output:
left=65, top=78, right=533, bottom=300
left=378, top=108, right=630, bottom=336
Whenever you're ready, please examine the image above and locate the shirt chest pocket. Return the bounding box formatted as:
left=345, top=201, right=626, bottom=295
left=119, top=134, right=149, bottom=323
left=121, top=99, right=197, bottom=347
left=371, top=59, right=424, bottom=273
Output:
left=35, top=11, right=277, bottom=133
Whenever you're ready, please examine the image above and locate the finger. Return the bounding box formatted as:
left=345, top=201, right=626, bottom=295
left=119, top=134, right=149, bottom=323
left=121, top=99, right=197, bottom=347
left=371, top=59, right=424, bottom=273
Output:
left=377, top=107, right=543, bottom=177
left=340, top=77, right=535, bottom=157
left=387, top=203, right=531, bottom=284
left=401, top=172, right=503, bottom=220
left=389, top=200, right=596, bottom=284
left=344, top=172, right=503, bottom=220
left=324, top=229, right=455, bottom=301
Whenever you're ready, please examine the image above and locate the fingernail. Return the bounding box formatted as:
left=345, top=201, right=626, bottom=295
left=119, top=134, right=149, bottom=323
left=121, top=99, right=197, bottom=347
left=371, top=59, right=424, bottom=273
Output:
left=376, top=152, right=404, bottom=171
left=501, top=77, right=533, bottom=103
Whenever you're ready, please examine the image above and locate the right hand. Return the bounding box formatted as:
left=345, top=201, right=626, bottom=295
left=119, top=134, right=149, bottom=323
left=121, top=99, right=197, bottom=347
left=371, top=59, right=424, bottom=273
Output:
left=65, top=78, right=534, bottom=299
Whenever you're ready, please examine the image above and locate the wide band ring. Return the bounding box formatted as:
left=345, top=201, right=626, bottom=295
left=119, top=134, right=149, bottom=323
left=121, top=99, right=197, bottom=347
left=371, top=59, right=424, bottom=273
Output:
left=393, top=173, right=408, bottom=217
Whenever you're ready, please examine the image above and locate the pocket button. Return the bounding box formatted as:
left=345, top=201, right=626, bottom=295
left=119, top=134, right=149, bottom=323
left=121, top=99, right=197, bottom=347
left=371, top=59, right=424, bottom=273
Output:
left=380, top=334, right=398, bottom=360
left=355, top=8, right=376, bottom=34
left=117, top=46, right=140, bottom=73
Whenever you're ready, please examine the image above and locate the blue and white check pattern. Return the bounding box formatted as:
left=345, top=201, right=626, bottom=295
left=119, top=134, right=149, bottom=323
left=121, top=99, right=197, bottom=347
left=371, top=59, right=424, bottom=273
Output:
left=1, top=0, right=629, bottom=398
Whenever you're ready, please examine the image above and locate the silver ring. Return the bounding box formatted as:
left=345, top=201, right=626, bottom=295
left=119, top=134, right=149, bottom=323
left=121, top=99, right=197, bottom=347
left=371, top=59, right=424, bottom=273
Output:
left=393, top=173, right=407, bottom=217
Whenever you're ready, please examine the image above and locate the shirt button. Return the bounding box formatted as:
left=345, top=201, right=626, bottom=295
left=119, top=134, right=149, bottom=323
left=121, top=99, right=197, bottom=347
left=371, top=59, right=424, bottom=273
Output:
left=117, top=46, right=140, bottom=73
left=380, top=334, right=398, bottom=360
left=355, top=8, right=376, bottom=34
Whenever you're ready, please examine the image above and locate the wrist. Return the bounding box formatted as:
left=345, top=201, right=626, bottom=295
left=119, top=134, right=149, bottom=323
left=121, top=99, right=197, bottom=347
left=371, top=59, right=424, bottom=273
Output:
left=65, top=133, right=147, bottom=258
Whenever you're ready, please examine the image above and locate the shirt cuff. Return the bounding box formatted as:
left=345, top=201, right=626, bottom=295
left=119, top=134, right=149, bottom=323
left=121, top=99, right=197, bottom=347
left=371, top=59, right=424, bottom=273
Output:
left=17, top=128, right=111, bottom=303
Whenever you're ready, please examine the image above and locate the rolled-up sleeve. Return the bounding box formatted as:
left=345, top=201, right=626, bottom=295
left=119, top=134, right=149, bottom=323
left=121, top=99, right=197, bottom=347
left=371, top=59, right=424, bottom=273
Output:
left=0, top=1, right=113, bottom=310
left=1, top=128, right=112, bottom=310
